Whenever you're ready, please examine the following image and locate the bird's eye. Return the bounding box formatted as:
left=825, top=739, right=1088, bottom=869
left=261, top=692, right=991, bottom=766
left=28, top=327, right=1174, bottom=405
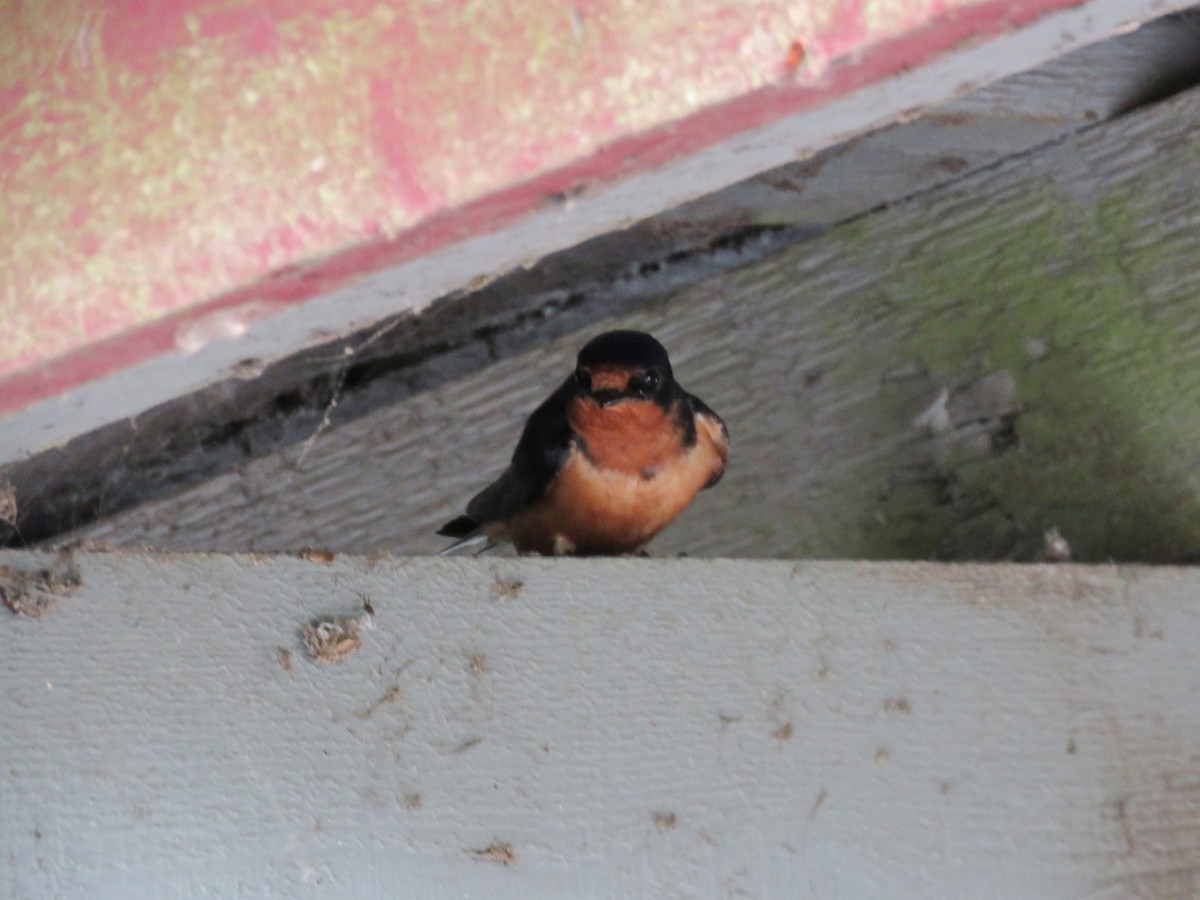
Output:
left=575, top=367, right=592, bottom=391
left=633, top=370, right=661, bottom=395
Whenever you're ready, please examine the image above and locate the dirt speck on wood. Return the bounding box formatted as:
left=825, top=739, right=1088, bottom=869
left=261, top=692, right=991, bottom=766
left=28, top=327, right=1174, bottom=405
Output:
left=468, top=841, right=516, bottom=865
left=467, top=652, right=489, bottom=678
left=652, top=811, right=678, bottom=832
left=492, top=575, right=524, bottom=600
left=297, top=547, right=336, bottom=565
left=451, top=735, right=483, bottom=754
left=302, top=613, right=368, bottom=664
left=356, top=685, right=403, bottom=719
left=401, top=792, right=422, bottom=810
left=809, top=789, right=828, bottom=819
left=276, top=647, right=293, bottom=673
left=1035, top=527, right=1072, bottom=562
left=0, top=478, right=16, bottom=526
left=772, top=721, right=794, bottom=741
left=1, top=563, right=81, bottom=619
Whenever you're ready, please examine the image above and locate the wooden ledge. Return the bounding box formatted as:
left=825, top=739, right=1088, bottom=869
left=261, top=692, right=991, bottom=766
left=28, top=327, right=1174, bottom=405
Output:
left=3, top=551, right=1198, bottom=897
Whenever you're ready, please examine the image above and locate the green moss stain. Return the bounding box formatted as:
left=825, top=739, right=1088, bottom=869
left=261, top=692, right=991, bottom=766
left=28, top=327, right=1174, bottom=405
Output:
left=830, top=154, right=1200, bottom=562
left=562, top=102, right=1199, bottom=564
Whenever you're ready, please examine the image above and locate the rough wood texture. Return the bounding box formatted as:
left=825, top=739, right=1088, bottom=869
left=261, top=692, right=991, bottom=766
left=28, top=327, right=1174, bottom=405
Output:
left=670, top=8, right=1200, bottom=233
left=4, top=551, right=1200, bottom=898
left=7, top=12, right=1199, bottom=548
left=70, top=85, right=1200, bottom=562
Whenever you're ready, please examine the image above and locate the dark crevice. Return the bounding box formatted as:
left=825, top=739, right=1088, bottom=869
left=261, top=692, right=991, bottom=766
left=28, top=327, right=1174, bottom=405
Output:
left=1111, top=10, right=1200, bottom=117
left=0, top=221, right=798, bottom=547
left=988, top=414, right=1021, bottom=454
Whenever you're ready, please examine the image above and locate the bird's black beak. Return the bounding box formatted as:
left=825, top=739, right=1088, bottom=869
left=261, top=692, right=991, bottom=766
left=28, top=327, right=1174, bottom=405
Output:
left=590, top=389, right=625, bottom=407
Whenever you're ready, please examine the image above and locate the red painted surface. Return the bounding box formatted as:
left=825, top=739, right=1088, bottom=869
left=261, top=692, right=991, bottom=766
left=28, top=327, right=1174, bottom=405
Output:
left=0, top=0, right=1090, bottom=418
left=368, top=77, right=440, bottom=214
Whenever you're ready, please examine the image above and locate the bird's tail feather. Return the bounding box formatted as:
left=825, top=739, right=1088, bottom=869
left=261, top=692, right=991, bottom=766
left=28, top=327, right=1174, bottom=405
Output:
left=436, top=514, right=480, bottom=538
left=437, top=534, right=499, bottom=557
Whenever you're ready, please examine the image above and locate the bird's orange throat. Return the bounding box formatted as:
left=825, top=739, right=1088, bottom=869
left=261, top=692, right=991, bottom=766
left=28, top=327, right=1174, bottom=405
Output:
left=505, top=398, right=728, bottom=556
left=566, top=396, right=682, bottom=474
left=584, top=363, right=637, bottom=392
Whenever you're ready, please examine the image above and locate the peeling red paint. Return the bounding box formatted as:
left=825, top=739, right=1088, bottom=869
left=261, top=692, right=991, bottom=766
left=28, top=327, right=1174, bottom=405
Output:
left=368, top=76, right=435, bottom=214
left=1, top=0, right=1103, bottom=418
left=0, top=84, right=23, bottom=117
left=198, top=9, right=281, bottom=57
left=820, top=0, right=868, bottom=62
left=100, top=0, right=324, bottom=69
left=100, top=2, right=196, bottom=70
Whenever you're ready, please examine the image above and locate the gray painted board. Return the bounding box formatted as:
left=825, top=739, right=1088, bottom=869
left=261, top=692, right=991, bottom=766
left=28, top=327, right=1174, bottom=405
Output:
left=3, top=551, right=1200, bottom=898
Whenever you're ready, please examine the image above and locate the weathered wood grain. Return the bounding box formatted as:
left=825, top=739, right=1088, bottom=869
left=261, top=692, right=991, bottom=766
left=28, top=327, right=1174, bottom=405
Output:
left=4, top=551, right=1200, bottom=898
left=7, top=12, right=1200, bottom=551
left=70, top=85, right=1200, bottom=561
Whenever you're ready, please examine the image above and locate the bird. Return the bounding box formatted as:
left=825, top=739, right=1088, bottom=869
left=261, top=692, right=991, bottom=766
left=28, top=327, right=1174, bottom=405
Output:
left=437, top=329, right=728, bottom=556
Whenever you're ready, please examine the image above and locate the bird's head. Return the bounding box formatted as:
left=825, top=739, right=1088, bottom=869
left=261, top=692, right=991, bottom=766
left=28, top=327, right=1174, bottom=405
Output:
left=572, top=330, right=675, bottom=408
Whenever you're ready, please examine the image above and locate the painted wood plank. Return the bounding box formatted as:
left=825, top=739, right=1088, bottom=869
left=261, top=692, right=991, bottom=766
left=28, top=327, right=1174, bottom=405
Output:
left=1, top=0, right=1189, bottom=462
left=68, top=82, right=1200, bottom=563
left=3, top=551, right=1200, bottom=898
left=8, top=11, right=1200, bottom=549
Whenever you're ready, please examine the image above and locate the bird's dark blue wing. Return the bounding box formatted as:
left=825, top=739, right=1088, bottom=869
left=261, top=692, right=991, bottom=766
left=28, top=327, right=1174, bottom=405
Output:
left=683, top=389, right=726, bottom=436
left=441, top=376, right=575, bottom=533
left=679, top=387, right=728, bottom=488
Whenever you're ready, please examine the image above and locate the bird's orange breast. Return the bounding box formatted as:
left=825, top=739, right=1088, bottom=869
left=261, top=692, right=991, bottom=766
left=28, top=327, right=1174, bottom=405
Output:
left=504, top=398, right=727, bottom=555
left=567, top=395, right=682, bottom=474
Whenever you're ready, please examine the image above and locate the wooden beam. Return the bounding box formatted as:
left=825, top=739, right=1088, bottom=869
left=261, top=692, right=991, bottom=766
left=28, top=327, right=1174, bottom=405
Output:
left=68, top=82, right=1200, bottom=562
left=3, top=551, right=1199, bottom=897
left=1, top=0, right=1190, bottom=452
left=5, top=11, right=1200, bottom=547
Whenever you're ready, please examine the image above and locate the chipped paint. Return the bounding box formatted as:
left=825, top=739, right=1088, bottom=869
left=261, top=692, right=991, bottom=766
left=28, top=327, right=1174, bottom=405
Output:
left=1, top=0, right=1085, bottom=397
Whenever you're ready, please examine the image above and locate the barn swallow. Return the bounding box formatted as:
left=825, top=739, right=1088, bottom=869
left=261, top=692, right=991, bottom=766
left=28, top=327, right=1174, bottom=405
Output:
left=437, top=330, right=729, bottom=556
